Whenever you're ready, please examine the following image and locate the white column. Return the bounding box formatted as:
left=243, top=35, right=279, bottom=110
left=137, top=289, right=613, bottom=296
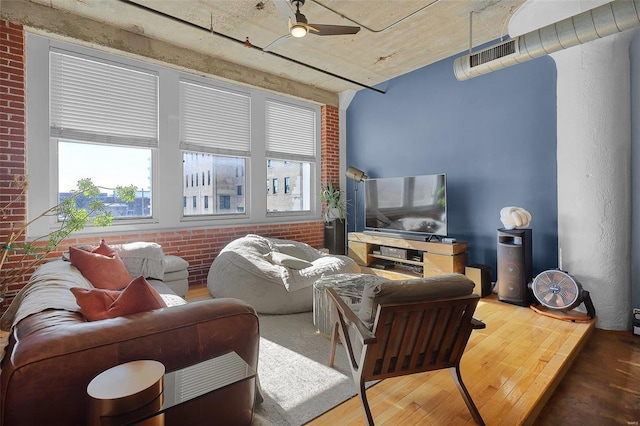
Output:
left=553, top=33, right=633, bottom=330
left=511, top=0, right=633, bottom=329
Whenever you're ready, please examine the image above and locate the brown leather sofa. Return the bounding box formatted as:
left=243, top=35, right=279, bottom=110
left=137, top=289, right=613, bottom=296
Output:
left=0, top=261, right=260, bottom=426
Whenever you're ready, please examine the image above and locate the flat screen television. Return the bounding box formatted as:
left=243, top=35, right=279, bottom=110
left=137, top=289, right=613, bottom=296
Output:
left=364, top=174, right=447, bottom=238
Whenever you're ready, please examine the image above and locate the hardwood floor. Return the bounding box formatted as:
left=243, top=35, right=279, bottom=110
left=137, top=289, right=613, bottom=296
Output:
left=185, top=284, right=211, bottom=301
left=536, top=328, right=640, bottom=425
left=185, top=286, right=640, bottom=425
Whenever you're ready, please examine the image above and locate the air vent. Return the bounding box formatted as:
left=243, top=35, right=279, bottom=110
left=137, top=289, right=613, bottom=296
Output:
left=454, top=0, right=640, bottom=81
left=470, top=39, right=517, bottom=68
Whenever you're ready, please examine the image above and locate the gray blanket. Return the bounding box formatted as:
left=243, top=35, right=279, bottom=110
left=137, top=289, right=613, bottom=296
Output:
left=0, top=260, right=91, bottom=331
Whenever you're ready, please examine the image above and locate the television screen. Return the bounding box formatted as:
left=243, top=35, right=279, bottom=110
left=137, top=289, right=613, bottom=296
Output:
left=364, top=174, right=447, bottom=237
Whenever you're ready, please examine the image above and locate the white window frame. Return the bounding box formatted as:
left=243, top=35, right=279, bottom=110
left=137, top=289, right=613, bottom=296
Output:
left=25, top=33, right=321, bottom=238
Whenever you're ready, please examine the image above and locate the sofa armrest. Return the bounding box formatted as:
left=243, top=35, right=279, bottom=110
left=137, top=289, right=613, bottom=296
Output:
left=1, top=298, right=259, bottom=426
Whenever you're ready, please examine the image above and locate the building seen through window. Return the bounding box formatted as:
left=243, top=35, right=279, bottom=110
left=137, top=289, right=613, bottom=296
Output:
left=58, top=141, right=152, bottom=219
left=266, top=159, right=309, bottom=212
left=183, top=151, right=245, bottom=216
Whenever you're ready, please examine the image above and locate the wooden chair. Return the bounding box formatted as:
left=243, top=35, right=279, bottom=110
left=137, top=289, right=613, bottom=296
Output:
left=327, top=286, right=486, bottom=425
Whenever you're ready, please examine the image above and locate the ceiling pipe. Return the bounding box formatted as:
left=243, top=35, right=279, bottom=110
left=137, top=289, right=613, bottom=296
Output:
left=116, top=0, right=385, bottom=94
left=454, top=0, right=640, bottom=81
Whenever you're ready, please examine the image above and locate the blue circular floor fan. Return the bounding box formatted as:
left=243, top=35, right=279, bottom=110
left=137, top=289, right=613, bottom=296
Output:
left=529, top=269, right=596, bottom=322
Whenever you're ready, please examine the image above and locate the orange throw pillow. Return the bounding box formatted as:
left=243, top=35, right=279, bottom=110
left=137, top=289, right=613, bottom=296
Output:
left=92, top=239, right=117, bottom=257
left=71, top=276, right=167, bottom=321
left=69, top=245, right=132, bottom=290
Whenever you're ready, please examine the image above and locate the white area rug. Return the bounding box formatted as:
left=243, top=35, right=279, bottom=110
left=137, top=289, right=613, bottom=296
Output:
left=252, top=312, right=359, bottom=425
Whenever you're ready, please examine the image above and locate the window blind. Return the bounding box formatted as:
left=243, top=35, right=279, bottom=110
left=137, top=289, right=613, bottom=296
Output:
left=179, top=81, right=251, bottom=157
left=49, top=51, right=158, bottom=147
left=265, top=100, right=316, bottom=161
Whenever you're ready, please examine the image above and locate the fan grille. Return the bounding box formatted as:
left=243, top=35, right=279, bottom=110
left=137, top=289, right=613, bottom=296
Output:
left=531, top=270, right=579, bottom=309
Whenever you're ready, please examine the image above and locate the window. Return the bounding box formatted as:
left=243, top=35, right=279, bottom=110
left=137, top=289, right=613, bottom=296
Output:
left=220, top=195, right=231, bottom=210
left=58, top=142, right=152, bottom=218
left=180, top=81, right=249, bottom=217
left=26, top=35, right=322, bottom=236
left=49, top=50, right=157, bottom=221
left=265, top=100, right=315, bottom=213
left=284, top=177, right=291, bottom=194
left=204, top=195, right=209, bottom=209
left=273, top=178, right=278, bottom=194
left=182, top=151, right=245, bottom=216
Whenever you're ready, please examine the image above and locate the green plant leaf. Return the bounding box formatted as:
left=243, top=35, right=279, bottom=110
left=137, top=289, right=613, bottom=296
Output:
left=93, top=212, right=113, bottom=227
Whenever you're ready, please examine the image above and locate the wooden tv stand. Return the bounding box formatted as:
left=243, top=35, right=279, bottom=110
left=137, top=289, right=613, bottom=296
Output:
left=347, top=232, right=467, bottom=279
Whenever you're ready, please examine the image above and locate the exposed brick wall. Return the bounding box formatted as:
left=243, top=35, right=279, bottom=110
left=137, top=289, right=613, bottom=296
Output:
left=0, top=20, right=27, bottom=306
left=321, top=105, right=340, bottom=188
left=0, top=19, right=339, bottom=311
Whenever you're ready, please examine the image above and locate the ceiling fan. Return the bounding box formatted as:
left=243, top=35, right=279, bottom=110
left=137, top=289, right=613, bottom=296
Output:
left=274, top=0, right=361, bottom=38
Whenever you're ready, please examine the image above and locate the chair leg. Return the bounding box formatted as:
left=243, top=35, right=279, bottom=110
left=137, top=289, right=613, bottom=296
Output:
left=356, top=375, right=375, bottom=426
left=329, top=321, right=339, bottom=367
left=449, top=366, right=485, bottom=426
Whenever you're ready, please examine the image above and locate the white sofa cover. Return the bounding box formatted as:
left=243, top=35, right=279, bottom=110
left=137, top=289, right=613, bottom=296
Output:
left=207, top=234, right=360, bottom=314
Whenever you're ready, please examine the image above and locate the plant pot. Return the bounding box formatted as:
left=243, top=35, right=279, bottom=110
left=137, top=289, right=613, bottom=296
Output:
left=324, top=219, right=346, bottom=255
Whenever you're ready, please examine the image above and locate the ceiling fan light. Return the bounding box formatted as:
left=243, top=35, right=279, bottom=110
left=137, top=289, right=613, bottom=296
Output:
left=290, top=25, right=307, bottom=38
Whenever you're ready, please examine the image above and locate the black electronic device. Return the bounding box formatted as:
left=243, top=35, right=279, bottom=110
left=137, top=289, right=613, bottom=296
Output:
left=380, top=246, right=408, bottom=259
left=364, top=174, right=447, bottom=239
left=371, top=261, right=395, bottom=270
left=497, top=228, right=533, bottom=306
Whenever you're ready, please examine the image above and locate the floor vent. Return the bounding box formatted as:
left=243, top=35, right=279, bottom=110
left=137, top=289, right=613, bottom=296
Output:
left=470, top=39, right=517, bottom=68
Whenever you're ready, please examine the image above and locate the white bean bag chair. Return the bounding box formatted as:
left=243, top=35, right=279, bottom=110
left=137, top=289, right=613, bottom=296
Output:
left=207, top=234, right=361, bottom=314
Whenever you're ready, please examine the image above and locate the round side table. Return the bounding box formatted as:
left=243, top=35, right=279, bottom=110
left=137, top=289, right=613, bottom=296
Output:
left=87, top=360, right=165, bottom=426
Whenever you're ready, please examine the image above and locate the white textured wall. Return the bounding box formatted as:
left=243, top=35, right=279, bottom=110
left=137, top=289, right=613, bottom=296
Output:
left=511, top=0, right=633, bottom=329
left=631, top=32, right=640, bottom=319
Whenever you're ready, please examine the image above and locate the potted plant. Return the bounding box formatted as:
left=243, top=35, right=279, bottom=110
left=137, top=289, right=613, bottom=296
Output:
left=320, top=181, right=346, bottom=223
left=320, top=181, right=346, bottom=255
left=0, top=176, right=137, bottom=301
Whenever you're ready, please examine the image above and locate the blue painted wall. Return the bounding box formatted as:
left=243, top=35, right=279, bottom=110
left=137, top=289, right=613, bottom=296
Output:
left=346, top=50, right=558, bottom=280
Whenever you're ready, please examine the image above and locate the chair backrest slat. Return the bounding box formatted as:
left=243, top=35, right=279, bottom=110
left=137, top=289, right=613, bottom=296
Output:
left=397, top=309, right=423, bottom=370
left=436, top=304, right=467, bottom=365
left=362, top=295, right=479, bottom=381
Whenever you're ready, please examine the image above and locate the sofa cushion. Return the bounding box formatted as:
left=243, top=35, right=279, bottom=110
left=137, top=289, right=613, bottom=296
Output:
left=110, top=241, right=166, bottom=280
left=71, top=276, right=167, bottom=321
left=69, top=245, right=132, bottom=290
left=357, top=274, right=475, bottom=328
left=163, top=255, right=190, bottom=273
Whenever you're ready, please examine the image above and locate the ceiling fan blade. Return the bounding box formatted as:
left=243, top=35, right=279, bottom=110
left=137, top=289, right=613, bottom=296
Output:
left=307, top=24, right=361, bottom=36
left=273, top=0, right=296, bottom=22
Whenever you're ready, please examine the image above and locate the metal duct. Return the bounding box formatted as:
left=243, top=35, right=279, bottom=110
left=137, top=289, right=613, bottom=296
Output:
left=454, top=0, right=640, bottom=81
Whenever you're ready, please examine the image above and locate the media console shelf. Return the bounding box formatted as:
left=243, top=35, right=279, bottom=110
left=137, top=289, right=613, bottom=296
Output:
left=347, top=232, right=468, bottom=279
